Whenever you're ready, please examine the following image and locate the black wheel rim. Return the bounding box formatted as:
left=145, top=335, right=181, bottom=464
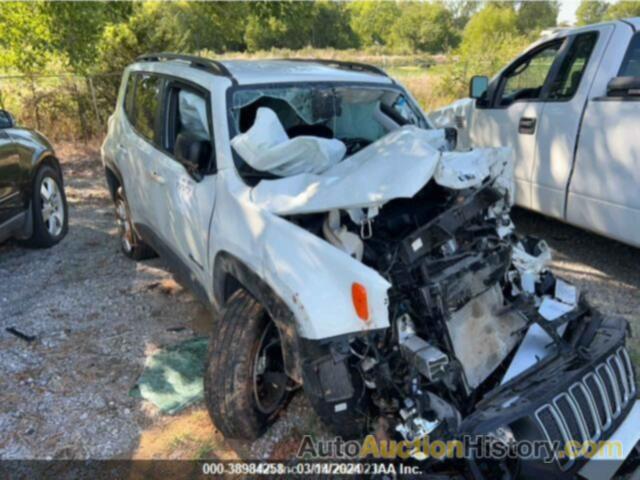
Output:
left=252, top=320, right=288, bottom=415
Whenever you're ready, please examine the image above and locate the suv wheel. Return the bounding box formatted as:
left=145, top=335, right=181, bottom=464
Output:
left=114, top=186, right=155, bottom=260
left=25, top=164, right=68, bottom=248
left=204, top=289, right=290, bottom=439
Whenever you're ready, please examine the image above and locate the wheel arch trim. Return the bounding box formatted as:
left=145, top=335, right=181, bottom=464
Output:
left=213, top=251, right=303, bottom=383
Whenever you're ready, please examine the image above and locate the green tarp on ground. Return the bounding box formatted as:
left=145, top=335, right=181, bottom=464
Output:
left=130, top=337, right=208, bottom=414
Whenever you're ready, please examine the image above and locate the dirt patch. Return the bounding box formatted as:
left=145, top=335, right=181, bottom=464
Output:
left=0, top=143, right=637, bottom=460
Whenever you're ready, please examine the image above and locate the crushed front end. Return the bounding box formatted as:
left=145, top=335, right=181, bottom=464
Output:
left=295, top=164, right=637, bottom=478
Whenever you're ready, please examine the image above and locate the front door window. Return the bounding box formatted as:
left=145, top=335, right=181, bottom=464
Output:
left=499, top=41, right=563, bottom=106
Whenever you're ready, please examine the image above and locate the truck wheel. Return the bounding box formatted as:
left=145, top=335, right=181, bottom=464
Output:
left=25, top=164, right=68, bottom=248
left=204, top=289, right=290, bottom=440
left=114, top=186, right=155, bottom=260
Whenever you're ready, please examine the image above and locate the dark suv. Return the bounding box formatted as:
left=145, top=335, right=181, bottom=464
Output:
left=0, top=109, right=68, bottom=247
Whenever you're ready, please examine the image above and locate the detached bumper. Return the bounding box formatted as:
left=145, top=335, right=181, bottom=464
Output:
left=461, top=316, right=637, bottom=479
left=578, top=400, right=640, bottom=480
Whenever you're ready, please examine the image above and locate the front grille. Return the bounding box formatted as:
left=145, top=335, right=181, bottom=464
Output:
left=555, top=393, right=587, bottom=443
left=569, top=383, right=599, bottom=440
left=534, top=347, right=636, bottom=471
left=597, top=364, right=621, bottom=416
left=619, top=347, right=637, bottom=398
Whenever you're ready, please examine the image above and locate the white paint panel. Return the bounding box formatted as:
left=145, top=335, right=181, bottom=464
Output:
left=568, top=99, right=640, bottom=247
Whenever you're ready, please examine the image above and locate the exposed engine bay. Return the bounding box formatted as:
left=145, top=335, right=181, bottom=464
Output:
left=291, top=173, right=574, bottom=433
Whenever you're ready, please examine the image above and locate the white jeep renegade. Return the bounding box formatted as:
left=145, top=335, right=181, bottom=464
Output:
left=102, top=54, right=638, bottom=478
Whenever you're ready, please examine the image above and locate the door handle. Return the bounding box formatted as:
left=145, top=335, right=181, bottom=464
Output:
left=518, top=117, right=537, bottom=135
left=149, top=171, right=166, bottom=184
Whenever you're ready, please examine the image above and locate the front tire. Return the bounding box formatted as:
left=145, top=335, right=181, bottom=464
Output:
left=114, top=186, right=155, bottom=260
left=25, top=164, right=68, bottom=248
left=204, top=289, right=290, bottom=440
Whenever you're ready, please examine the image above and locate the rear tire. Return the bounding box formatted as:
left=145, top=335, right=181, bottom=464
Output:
left=114, top=186, right=155, bottom=260
left=24, top=164, right=68, bottom=248
left=204, top=289, right=290, bottom=440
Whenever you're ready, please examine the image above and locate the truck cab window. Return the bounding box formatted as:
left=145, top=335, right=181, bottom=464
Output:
left=499, top=41, right=562, bottom=106
left=619, top=33, right=640, bottom=77
left=548, top=32, right=598, bottom=100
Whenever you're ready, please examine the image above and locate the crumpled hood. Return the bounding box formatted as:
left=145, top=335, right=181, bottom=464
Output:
left=250, top=126, right=513, bottom=215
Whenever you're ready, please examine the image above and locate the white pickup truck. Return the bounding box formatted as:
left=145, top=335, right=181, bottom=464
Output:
left=432, top=18, right=640, bottom=248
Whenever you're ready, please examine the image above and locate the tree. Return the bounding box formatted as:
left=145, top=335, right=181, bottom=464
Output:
left=347, top=1, right=401, bottom=47
left=0, top=2, right=53, bottom=73
left=439, top=4, right=529, bottom=98
left=243, top=1, right=356, bottom=51
left=244, top=2, right=315, bottom=51
left=94, top=2, right=248, bottom=74
left=447, top=0, right=481, bottom=30
left=576, top=0, right=609, bottom=25
left=516, top=1, right=559, bottom=35
left=605, top=1, right=640, bottom=21
left=388, top=2, right=459, bottom=53
left=42, top=2, right=132, bottom=72
left=308, top=2, right=357, bottom=49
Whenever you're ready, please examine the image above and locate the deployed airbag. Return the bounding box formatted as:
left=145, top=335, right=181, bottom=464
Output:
left=250, top=126, right=442, bottom=215
left=231, top=107, right=346, bottom=176
left=179, top=91, right=210, bottom=141
left=250, top=125, right=514, bottom=216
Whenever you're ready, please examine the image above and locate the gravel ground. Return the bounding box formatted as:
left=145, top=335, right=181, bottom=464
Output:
left=0, top=144, right=638, bottom=460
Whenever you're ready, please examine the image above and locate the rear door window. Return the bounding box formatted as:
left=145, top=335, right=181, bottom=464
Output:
left=619, top=33, right=640, bottom=77
left=132, top=73, right=162, bottom=143
left=547, top=32, right=598, bottom=100
left=164, top=83, right=214, bottom=173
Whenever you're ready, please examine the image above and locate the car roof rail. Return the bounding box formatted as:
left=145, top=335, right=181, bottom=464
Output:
left=279, top=58, right=391, bottom=80
left=135, top=53, right=236, bottom=83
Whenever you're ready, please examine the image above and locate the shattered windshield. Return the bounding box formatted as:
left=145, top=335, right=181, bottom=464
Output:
left=230, top=84, right=428, bottom=144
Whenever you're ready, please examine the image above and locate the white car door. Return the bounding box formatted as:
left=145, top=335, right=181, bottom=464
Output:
left=118, top=72, right=162, bottom=231
left=531, top=26, right=613, bottom=219
left=148, top=81, right=216, bottom=288
left=469, top=39, right=566, bottom=209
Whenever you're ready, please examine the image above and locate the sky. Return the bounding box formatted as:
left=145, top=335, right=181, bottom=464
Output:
left=558, top=0, right=581, bottom=25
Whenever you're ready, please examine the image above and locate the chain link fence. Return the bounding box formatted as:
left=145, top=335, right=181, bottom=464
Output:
left=0, top=72, right=122, bottom=143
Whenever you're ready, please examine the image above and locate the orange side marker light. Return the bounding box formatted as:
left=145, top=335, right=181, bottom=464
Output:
left=351, top=282, right=369, bottom=322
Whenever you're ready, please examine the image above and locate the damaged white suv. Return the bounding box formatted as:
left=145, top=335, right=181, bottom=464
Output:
left=103, top=54, right=639, bottom=478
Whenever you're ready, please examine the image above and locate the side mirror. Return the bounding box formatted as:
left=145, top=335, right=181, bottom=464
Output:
left=469, top=75, right=489, bottom=99
left=607, top=76, right=640, bottom=98
left=175, top=133, right=212, bottom=178
left=0, top=110, right=15, bottom=129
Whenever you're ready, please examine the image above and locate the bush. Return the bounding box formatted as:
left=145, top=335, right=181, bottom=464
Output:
left=388, top=2, right=459, bottom=53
